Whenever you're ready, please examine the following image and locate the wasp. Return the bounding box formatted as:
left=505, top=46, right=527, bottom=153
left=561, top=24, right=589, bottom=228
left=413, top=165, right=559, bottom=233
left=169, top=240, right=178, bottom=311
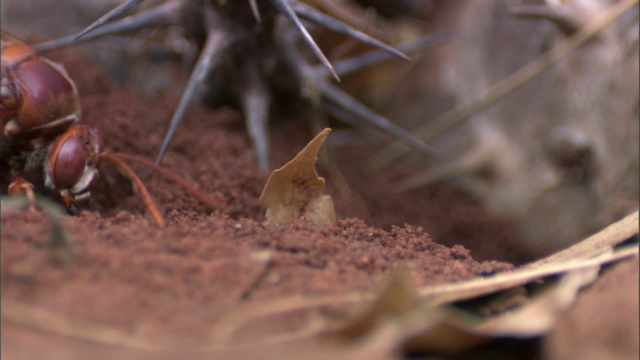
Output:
left=1, top=33, right=217, bottom=227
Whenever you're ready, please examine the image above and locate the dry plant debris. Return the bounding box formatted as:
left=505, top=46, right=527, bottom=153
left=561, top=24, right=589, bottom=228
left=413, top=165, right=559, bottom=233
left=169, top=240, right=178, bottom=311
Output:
left=260, top=128, right=336, bottom=226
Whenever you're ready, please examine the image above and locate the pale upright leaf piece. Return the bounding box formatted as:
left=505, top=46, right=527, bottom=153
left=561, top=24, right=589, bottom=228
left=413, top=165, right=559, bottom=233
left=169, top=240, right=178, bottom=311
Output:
left=260, top=128, right=335, bottom=226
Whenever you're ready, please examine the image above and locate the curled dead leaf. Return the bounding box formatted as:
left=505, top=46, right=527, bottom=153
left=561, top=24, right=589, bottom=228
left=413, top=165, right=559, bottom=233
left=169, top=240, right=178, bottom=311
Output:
left=327, top=212, right=639, bottom=355
left=260, top=128, right=335, bottom=226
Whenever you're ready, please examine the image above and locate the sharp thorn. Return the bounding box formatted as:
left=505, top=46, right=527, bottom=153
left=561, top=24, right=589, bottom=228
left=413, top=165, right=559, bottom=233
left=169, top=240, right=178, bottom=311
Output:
left=331, top=32, right=448, bottom=78
left=271, top=0, right=340, bottom=81
left=322, top=102, right=386, bottom=141
left=34, top=0, right=183, bottom=52
left=319, top=81, right=439, bottom=159
left=156, top=22, right=228, bottom=164
left=74, top=0, right=147, bottom=40
left=249, top=0, right=262, bottom=24
left=321, top=102, right=367, bottom=129
left=293, top=2, right=410, bottom=61
left=240, top=64, right=272, bottom=171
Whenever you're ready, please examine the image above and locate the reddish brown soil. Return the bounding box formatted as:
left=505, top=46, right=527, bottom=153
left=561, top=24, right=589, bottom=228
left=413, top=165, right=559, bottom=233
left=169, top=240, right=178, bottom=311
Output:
left=2, top=42, right=637, bottom=359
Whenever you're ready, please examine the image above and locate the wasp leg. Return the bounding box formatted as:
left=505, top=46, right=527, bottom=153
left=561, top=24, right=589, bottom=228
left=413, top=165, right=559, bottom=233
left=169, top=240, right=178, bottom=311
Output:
left=7, top=176, right=37, bottom=212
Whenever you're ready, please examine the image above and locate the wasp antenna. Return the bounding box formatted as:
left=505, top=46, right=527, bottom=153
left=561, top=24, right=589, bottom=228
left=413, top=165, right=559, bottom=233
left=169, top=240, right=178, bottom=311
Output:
left=249, top=0, right=262, bottom=24
left=74, top=0, right=147, bottom=40
left=34, top=0, right=183, bottom=52
left=331, top=32, right=448, bottom=78
left=109, top=153, right=221, bottom=210
left=318, top=81, right=439, bottom=159
left=156, top=11, right=229, bottom=165
left=271, top=0, right=340, bottom=82
left=293, top=2, right=409, bottom=61
left=99, top=153, right=165, bottom=227
left=240, top=63, right=272, bottom=171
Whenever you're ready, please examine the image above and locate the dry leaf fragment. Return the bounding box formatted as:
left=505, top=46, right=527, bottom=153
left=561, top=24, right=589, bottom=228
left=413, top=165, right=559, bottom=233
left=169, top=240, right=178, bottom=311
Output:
left=330, top=265, right=602, bottom=356
left=528, top=210, right=639, bottom=268
left=418, top=210, right=639, bottom=306
left=329, top=275, right=488, bottom=355
left=260, top=128, right=335, bottom=226
left=326, top=213, right=639, bottom=356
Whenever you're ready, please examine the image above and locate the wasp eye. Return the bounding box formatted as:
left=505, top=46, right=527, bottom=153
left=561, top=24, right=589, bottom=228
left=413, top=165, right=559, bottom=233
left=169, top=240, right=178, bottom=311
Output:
left=49, top=133, right=88, bottom=189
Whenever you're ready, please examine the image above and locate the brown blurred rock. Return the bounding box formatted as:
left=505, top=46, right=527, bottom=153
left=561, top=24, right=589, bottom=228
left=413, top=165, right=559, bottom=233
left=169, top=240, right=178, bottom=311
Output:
left=390, top=0, right=639, bottom=259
